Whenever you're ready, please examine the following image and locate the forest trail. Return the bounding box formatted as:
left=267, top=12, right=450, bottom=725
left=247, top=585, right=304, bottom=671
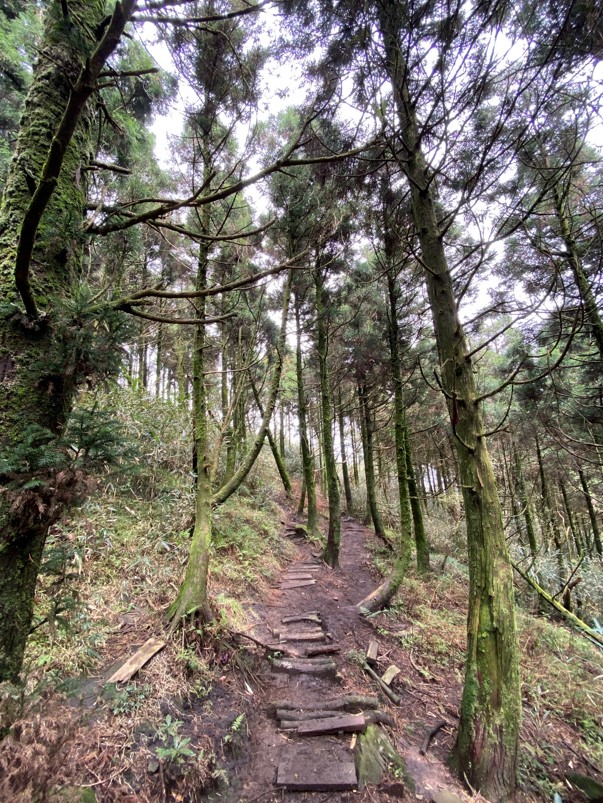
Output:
left=218, top=513, right=469, bottom=803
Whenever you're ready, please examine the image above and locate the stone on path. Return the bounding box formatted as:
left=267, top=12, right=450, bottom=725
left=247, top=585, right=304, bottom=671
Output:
left=276, top=743, right=357, bottom=792
left=430, top=792, right=465, bottom=803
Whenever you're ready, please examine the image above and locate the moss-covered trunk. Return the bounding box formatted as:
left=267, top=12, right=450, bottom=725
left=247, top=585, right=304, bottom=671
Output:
left=512, top=437, right=539, bottom=558
left=168, top=237, right=213, bottom=627
left=0, top=0, right=119, bottom=683
left=404, top=423, right=429, bottom=571
left=376, top=3, right=521, bottom=798
left=314, top=264, right=340, bottom=566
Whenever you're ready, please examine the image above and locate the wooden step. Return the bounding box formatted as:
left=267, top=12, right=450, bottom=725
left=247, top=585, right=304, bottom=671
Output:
left=271, top=657, right=336, bottom=676
left=296, top=713, right=367, bottom=736
left=281, top=612, right=321, bottom=625
left=280, top=580, right=316, bottom=590
left=280, top=630, right=325, bottom=642
left=276, top=744, right=357, bottom=792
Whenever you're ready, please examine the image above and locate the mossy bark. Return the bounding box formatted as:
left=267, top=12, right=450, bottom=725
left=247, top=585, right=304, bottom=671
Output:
left=294, top=293, right=317, bottom=534
left=314, top=265, right=340, bottom=566
left=404, top=422, right=430, bottom=572
left=0, top=0, right=111, bottom=683
left=376, top=3, right=521, bottom=798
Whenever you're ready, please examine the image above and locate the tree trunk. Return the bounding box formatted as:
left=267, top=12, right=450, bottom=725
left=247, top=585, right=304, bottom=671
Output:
left=358, top=381, right=385, bottom=539
left=376, top=3, right=521, bottom=797
left=338, top=390, right=354, bottom=513
left=405, top=423, right=430, bottom=572
left=168, top=218, right=213, bottom=626
left=579, top=469, right=602, bottom=556
left=0, top=0, right=130, bottom=683
left=512, top=438, right=539, bottom=558
left=294, top=293, right=317, bottom=534
left=314, top=265, right=340, bottom=566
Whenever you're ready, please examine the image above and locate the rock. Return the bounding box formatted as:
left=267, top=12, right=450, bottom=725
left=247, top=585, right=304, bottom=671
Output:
left=431, top=791, right=465, bottom=803
left=355, top=724, right=411, bottom=791
left=566, top=772, right=603, bottom=800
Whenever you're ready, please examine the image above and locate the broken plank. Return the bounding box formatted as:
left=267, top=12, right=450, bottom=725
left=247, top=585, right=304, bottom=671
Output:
left=276, top=745, right=357, bottom=792
left=381, top=665, right=401, bottom=686
left=297, top=714, right=367, bottom=736
left=281, top=612, right=321, bottom=625
left=271, top=657, right=336, bottom=676
left=366, top=640, right=379, bottom=666
left=280, top=580, right=316, bottom=590
left=107, top=638, right=165, bottom=684
left=305, top=644, right=341, bottom=657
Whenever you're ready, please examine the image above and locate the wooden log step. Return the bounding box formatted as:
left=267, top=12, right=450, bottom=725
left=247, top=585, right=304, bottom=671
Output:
left=283, top=573, right=315, bottom=581
left=280, top=630, right=325, bottom=642
left=276, top=744, right=357, bottom=792
left=280, top=580, right=316, bottom=590
left=297, top=713, right=367, bottom=736
left=281, top=612, right=321, bottom=624
left=271, top=657, right=336, bottom=676
left=305, top=644, right=340, bottom=657
left=268, top=695, right=380, bottom=715
left=277, top=709, right=344, bottom=722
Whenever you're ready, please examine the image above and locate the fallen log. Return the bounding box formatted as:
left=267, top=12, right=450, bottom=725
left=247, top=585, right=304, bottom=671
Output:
left=513, top=562, right=603, bottom=649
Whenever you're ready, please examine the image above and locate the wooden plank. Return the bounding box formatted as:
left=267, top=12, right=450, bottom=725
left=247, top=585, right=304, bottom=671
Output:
left=305, top=644, right=341, bottom=657
left=283, top=573, right=314, bottom=581
left=107, top=637, right=166, bottom=684
left=271, top=657, right=336, bottom=676
left=381, top=664, right=401, bottom=686
left=276, top=745, right=357, bottom=792
left=280, top=580, right=316, bottom=590
left=366, top=640, right=379, bottom=666
left=280, top=630, right=325, bottom=642
left=281, top=612, right=321, bottom=625
left=297, top=714, right=367, bottom=736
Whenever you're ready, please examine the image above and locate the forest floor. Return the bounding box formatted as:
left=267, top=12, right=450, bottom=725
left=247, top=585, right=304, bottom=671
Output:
left=1, top=490, right=602, bottom=802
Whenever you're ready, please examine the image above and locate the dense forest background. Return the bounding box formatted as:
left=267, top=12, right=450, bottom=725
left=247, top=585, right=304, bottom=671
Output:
left=0, top=1, right=602, bottom=801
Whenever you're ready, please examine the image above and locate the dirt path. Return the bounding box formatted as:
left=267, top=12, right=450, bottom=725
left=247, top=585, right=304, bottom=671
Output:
left=215, top=514, right=468, bottom=803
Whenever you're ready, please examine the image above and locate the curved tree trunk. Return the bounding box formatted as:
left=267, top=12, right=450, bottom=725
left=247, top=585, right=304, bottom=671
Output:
left=212, top=271, right=293, bottom=507
left=376, top=3, right=521, bottom=798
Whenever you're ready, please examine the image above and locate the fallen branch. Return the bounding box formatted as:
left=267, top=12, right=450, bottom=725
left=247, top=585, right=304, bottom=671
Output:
left=513, top=562, right=603, bottom=649
left=228, top=629, right=300, bottom=658
left=361, top=662, right=401, bottom=705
